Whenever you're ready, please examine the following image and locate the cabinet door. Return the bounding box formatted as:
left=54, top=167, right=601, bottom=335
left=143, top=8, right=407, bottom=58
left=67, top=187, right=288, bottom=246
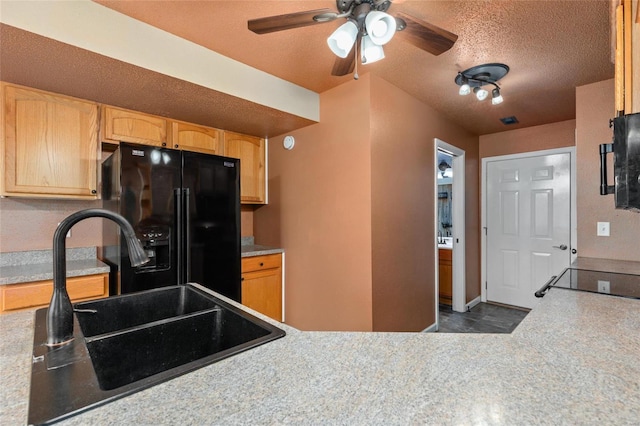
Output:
left=438, top=249, right=452, bottom=305
left=223, top=131, right=266, bottom=204
left=241, top=268, right=282, bottom=321
left=102, top=106, right=167, bottom=147
left=2, top=84, right=98, bottom=198
left=171, top=121, right=222, bottom=154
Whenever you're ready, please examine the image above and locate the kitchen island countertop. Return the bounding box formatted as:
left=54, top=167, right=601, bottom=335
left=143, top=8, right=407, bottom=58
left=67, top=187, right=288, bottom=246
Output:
left=2, top=284, right=639, bottom=424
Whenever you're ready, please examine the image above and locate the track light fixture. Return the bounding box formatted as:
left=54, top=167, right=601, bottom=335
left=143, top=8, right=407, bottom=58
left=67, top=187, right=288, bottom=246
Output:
left=455, top=63, right=509, bottom=106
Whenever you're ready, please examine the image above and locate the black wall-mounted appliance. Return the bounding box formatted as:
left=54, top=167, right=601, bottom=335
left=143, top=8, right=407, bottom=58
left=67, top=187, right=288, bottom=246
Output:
left=101, top=143, right=241, bottom=301
left=599, top=112, right=640, bottom=212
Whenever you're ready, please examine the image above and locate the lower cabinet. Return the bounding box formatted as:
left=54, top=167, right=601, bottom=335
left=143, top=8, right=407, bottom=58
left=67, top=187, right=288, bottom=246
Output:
left=0, top=273, right=109, bottom=314
left=241, top=254, right=282, bottom=322
left=438, top=249, right=452, bottom=305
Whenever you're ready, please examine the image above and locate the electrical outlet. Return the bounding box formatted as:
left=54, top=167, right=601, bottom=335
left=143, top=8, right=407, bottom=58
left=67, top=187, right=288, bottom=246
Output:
left=597, top=222, right=610, bottom=237
left=597, top=280, right=610, bottom=294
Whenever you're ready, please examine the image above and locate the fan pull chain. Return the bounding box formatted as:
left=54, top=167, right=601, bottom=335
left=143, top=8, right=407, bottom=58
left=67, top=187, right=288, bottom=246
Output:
left=354, top=39, right=359, bottom=80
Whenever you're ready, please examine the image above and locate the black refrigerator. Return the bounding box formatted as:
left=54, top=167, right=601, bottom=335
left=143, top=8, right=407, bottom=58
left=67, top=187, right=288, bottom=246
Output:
left=101, top=142, right=241, bottom=301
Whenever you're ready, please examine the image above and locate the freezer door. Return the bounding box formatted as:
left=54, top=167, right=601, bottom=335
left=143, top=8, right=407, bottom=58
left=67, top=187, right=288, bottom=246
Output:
left=118, top=143, right=182, bottom=293
left=182, top=151, right=241, bottom=301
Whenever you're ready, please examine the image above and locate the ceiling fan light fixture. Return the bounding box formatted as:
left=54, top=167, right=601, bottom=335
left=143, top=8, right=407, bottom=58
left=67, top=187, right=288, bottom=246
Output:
left=474, top=86, right=489, bottom=101
left=491, top=87, right=504, bottom=105
left=361, top=35, right=385, bottom=64
left=365, top=11, right=397, bottom=45
left=327, top=20, right=359, bottom=58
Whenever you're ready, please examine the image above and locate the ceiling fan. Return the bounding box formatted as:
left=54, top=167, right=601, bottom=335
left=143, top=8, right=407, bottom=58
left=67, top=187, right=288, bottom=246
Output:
left=248, top=0, right=458, bottom=77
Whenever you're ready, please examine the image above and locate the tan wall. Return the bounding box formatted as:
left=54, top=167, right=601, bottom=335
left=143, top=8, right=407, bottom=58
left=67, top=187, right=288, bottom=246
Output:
left=255, top=75, right=480, bottom=332
left=479, top=119, right=576, bottom=159
left=369, top=75, right=479, bottom=331
left=0, top=198, right=103, bottom=252
left=0, top=198, right=254, bottom=252
left=576, top=79, right=639, bottom=261
left=255, top=76, right=374, bottom=331
left=240, top=206, right=254, bottom=237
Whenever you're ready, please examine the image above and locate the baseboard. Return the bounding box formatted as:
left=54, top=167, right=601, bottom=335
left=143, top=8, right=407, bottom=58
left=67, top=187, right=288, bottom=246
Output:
left=465, top=296, right=481, bottom=312
left=422, top=322, right=437, bottom=333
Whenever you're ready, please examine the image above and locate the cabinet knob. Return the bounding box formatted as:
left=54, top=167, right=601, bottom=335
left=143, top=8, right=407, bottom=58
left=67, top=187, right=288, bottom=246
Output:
left=260, top=262, right=264, bottom=267
left=241, top=277, right=245, bottom=281
left=175, top=144, right=179, bottom=149
left=91, top=189, right=97, bottom=194
left=162, top=142, right=167, bottom=147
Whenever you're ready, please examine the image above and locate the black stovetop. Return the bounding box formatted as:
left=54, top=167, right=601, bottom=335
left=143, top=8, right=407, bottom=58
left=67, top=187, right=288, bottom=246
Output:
left=552, top=268, right=640, bottom=299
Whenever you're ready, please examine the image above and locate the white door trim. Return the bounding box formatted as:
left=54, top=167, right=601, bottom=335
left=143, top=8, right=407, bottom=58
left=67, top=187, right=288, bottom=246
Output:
left=480, top=146, right=577, bottom=303
left=434, top=139, right=466, bottom=328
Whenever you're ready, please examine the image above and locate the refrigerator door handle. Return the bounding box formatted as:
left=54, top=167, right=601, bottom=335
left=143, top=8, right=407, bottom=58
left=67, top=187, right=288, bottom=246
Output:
left=599, top=143, right=614, bottom=195
left=174, top=188, right=184, bottom=285
left=183, top=188, right=191, bottom=283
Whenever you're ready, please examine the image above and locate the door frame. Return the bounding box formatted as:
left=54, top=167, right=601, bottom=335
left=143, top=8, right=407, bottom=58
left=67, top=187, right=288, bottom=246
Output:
left=434, top=139, right=466, bottom=328
left=480, top=147, right=577, bottom=303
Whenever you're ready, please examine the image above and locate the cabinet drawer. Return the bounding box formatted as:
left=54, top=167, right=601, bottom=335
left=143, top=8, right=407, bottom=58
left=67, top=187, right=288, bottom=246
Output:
left=0, top=274, right=108, bottom=313
left=241, top=254, right=281, bottom=273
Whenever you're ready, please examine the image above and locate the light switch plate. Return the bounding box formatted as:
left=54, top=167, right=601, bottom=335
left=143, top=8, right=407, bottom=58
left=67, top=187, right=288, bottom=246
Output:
left=597, top=222, right=610, bottom=237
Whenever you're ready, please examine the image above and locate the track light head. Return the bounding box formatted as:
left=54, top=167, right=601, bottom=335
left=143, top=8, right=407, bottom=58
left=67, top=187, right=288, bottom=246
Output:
left=458, top=76, right=471, bottom=96
left=474, top=86, right=489, bottom=101
left=491, top=87, right=504, bottom=105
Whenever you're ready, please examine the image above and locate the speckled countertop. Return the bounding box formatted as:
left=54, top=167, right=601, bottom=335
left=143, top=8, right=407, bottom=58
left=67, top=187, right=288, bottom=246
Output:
left=241, top=236, right=284, bottom=258
left=0, top=248, right=110, bottom=285
left=2, top=279, right=639, bottom=424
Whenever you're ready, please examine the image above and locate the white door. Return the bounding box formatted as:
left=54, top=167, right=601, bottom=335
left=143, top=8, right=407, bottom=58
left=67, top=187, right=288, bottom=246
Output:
left=486, top=152, right=571, bottom=309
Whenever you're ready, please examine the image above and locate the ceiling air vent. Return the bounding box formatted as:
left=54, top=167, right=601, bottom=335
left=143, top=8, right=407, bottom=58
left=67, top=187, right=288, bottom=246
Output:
left=500, top=116, right=519, bottom=125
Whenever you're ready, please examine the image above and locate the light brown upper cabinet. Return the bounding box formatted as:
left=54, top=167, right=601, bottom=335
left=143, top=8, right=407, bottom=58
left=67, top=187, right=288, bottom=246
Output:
left=1, top=83, right=99, bottom=199
left=223, top=131, right=266, bottom=204
left=101, top=106, right=168, bottom=147
left=170, top=120, right=223, bottom=155
left=614, top=0, right=639, bottom=114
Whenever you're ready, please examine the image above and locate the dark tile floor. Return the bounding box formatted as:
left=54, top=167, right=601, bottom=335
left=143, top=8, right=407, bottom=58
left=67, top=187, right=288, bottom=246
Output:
left=437, top=302, right=529, bottom=333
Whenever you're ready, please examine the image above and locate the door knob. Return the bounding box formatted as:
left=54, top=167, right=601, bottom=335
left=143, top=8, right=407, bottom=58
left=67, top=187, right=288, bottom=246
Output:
left=552, top=244, right=568, bottom=250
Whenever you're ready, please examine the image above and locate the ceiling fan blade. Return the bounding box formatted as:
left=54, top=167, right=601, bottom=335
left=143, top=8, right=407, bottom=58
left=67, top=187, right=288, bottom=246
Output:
left=394, top=12, right=458, bottom=56
left=248, top=9, right=335, bottom=34
left=331, top=37, right=359, bottom=77
left=331, top=52, right=355, bottom=76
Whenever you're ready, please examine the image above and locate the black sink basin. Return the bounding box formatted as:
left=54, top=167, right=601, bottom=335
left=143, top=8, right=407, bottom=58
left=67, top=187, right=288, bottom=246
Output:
left=86, top=305, right=271, bottom=390
left=28, top=284, right=285, bottom=425
left=74, top=285, right=220, bottom=337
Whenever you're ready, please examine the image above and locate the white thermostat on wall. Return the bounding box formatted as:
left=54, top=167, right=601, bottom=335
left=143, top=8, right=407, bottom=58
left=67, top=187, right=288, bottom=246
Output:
left=283, top=135, right=295, bottom=150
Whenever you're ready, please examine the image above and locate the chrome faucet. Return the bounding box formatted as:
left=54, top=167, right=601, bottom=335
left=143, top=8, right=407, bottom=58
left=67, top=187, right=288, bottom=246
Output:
left=47, top=209, right=149, bottom=346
